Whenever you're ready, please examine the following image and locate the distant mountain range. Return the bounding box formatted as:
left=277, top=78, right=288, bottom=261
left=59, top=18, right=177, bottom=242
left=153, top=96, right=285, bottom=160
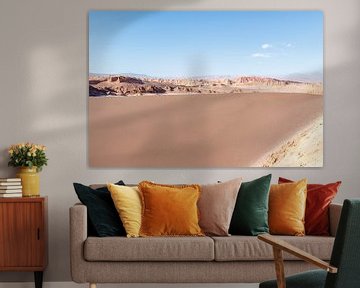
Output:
left=89, top=74, right=323, bottom=97
left=282, top=71, right=323, bottom=83
left=89, top=71, right=323, bottom=83
left=89, top=73, right=150, bottom=79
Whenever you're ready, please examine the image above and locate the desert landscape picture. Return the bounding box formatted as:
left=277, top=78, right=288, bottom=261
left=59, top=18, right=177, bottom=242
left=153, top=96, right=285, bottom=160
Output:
left=89, top=11, right=323, bottom=167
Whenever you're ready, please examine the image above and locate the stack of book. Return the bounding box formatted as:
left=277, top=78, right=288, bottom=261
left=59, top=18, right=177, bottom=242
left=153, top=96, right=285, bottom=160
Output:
left=0, top=178, right=22, bottom=197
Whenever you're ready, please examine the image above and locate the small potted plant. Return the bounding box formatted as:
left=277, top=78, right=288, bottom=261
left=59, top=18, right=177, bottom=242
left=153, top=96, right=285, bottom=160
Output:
left=8, top=143, right=48, bottom=197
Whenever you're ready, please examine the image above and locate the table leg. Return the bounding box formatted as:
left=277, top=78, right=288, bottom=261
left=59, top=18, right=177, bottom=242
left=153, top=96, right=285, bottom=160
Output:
left=34, top=271, right=43, bottom=288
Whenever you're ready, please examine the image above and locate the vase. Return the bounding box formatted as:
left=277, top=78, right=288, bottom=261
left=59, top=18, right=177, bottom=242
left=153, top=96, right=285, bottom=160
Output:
left=16, top=167, right=40, bottom=197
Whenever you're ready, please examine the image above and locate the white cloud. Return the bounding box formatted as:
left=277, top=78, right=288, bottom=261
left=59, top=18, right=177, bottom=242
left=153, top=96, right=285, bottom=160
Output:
left=284, top=43, right=293, bottom=48
left=251, top=53, right=271, bottom=58
left=261, top=43, right=272, bottom=49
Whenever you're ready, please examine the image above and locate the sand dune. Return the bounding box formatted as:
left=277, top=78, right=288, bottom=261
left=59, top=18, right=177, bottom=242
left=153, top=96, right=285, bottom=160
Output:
left=255, top=116, right=323, bottom=167
left=89, top=92, right=323, bottom=167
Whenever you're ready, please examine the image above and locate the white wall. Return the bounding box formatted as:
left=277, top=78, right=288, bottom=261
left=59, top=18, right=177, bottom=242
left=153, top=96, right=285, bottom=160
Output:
left=0, top=0, right=359, bottom=283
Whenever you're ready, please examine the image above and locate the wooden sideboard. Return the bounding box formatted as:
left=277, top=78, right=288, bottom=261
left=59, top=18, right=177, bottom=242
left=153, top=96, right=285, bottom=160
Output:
left=0, top=197, right=47, bottom=288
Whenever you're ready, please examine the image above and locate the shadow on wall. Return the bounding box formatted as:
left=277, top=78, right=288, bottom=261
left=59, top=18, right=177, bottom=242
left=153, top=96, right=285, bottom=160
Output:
left=0, top=0, right=210, bottom=283
left=1, top=0, right=360, bottom=283
left=0, top=149, right=10, bottom=177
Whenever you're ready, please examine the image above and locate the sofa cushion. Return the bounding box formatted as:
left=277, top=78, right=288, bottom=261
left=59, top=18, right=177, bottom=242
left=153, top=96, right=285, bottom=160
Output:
left=278, top=177, right=341, bottom=236
left=199, top=178, right=242, bottom=236
left=269, top=179, right=307, bottom=236
left=212, top=236, right=334, bottom=261
left=107, top=184, right=142, bottom=238
left=139, top=181, right=203, bottom=237
left=73, top=181, right=126, bottom=237
left=229, top=174, right=271, bottom=236
left=84, top=236, right=214, bottom=261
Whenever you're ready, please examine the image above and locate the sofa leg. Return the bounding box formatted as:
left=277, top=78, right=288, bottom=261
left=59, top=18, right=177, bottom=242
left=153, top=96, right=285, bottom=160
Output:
left=89, top=283, right=96, bottom=288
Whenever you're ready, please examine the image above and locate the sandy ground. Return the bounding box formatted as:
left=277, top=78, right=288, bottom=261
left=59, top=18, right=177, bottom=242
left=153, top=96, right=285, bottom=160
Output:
left=89, top=93, right=323, bottom=167
left=254, top=116, right=323, bottom=167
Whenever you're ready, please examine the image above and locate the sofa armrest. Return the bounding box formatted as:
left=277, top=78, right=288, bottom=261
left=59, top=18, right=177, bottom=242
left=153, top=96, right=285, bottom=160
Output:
left=258, top=233, right=337, bottom=288
left=258, top=234, right=338, bottom=273
left=69, top=203, right=88, bottom=283
left=329, top=203, right=342, bottom=237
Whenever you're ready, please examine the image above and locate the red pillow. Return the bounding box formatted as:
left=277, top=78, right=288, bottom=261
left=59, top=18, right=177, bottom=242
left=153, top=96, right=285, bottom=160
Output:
left=278, top=177, right=341, bottom=236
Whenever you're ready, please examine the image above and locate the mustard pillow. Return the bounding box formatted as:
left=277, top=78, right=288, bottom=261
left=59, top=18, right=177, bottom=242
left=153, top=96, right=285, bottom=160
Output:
left=107, top=183, right=142, bottom=238
left=138, top=181, right=204, bottom=237
left=269, top=179, right=307, bottom=236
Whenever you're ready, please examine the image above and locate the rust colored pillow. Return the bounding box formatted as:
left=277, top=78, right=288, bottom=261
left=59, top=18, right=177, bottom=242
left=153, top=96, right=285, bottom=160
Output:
left=138, top=181, right=204, bottom=237
left=278, top=177, right=341, bottom=236
left=269, top=179, right=307, bottom=236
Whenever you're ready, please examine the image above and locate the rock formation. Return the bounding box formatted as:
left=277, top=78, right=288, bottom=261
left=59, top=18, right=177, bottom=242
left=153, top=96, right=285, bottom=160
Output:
left=89, top=74, right=318, bottom=97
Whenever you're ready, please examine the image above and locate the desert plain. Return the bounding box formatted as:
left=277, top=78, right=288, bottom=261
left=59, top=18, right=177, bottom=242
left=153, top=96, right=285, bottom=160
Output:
left=89, top=75, right=323, bottom=167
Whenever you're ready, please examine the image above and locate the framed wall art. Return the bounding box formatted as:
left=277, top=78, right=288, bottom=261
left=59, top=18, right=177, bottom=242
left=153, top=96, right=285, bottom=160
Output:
left=89, top=11, right=323, bottom=167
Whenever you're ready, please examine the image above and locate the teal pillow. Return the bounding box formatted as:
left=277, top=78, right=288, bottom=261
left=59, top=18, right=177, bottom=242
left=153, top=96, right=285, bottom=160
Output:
left=229, top=174, right=271, bottom=236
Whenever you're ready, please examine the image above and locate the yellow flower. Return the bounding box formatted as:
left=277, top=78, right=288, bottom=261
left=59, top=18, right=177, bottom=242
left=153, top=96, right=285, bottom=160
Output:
left=8, top=142, right=47, bottom=171
left=36, top=145, right=46, bottom=151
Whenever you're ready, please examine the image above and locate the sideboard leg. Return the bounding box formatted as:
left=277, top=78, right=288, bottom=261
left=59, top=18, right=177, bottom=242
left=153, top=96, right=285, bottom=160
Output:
left=90, top=283, right=97, bottom=288
left=34, top=271, right=43, bottom=288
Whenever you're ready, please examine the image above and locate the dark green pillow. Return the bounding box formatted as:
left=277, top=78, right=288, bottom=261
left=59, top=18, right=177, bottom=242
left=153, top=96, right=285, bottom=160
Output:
left=73, top=181, right=126, bottom=237
left=229, top=174, right=272, bottom=236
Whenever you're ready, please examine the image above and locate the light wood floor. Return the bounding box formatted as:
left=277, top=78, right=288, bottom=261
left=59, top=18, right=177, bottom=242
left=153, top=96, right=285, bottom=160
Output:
left=0, top=282, right=259, bottom=288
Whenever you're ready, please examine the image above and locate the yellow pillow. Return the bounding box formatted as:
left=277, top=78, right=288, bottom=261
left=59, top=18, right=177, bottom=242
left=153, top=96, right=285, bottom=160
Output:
left=138, top=181, right=204, bottom=237
left=269, top=179, right=307, bottom=236
left=107, top=183, right=142, bottom=238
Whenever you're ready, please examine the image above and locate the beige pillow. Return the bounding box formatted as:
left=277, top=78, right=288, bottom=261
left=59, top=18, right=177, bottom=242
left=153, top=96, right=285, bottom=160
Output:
left=198, top=178, right=242, bottom=236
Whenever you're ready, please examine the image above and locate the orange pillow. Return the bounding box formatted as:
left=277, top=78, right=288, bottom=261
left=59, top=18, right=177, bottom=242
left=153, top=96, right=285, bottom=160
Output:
left=269, top=179, right=307, bottom=236
left=138, top=181, right=204, bottom=237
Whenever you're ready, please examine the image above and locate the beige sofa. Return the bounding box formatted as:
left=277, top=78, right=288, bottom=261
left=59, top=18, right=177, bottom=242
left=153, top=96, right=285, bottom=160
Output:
left=70, top=202, right=342, bottom=287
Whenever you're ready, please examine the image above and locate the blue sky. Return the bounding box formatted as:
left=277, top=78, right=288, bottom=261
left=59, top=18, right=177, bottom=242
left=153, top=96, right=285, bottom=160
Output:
left=89, top=11, right=323, bottom=80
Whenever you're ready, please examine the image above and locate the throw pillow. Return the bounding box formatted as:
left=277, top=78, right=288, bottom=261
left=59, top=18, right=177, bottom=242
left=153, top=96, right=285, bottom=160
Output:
left=278, top=177, right=341, bottom=236
left=107, top=183, right=142, bottom=238
left=198, top=178, right=242, bottom=236
left=73, top=181, right=126, bottom=237
left=138, top=181, right=203, bottom=237
left=229, top=174, right=272, bottom=236
left=269, top=179, right=307, bottom=236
